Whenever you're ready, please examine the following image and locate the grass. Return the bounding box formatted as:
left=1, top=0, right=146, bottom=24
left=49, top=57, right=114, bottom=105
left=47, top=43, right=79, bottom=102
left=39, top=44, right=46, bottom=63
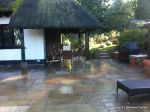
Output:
left=89, top=45, right=118, bottom=58
left=99, top=45, right=117, bottom=52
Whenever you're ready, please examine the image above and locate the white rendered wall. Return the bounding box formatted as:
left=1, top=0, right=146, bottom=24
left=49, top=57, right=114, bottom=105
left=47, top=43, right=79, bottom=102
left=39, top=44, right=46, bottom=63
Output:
left=24, top=29, right=45, bottom=60
left=0, top=49, right=21, bottom=61
left=0, top=17, right=10, bottom=24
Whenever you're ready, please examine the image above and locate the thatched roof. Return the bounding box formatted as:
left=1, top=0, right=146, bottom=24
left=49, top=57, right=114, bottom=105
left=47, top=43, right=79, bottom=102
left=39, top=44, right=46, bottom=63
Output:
left=9, top=0, right=103, bottom=31
left=0, top=0, right=13, bottom=12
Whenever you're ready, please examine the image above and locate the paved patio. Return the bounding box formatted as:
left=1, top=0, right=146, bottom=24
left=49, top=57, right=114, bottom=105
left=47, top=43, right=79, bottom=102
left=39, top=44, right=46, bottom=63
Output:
left=0, top=59, right=150, bottom=112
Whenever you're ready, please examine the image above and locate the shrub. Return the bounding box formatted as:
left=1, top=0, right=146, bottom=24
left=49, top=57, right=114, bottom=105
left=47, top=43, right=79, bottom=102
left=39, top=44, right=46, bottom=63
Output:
left=89, top=45, right=117, bottom=59
left=99, top=43, right=107, bottom=48
left=62, top=34, right=82, bottom=50
left=90, top=48, right=100, bottom=59
left=118, top=29, right=148, bottom=51
left=106, top=41, right=113, bottom=46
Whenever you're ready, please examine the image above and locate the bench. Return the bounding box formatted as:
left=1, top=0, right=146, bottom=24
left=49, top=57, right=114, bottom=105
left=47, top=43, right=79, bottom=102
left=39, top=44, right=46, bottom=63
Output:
left=117, top=79, right=150, bottom=103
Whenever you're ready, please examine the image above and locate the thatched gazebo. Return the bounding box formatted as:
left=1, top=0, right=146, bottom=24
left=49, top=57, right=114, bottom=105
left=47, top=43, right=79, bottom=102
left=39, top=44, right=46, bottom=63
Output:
left=9, top=0, right=103, bottom=62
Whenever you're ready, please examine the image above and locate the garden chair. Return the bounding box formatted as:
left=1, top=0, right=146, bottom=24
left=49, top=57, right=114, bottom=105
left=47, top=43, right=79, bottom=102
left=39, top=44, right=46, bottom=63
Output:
left=46, top=44, right=63, bottom=64
left=73, top=45, right=84, bottom=61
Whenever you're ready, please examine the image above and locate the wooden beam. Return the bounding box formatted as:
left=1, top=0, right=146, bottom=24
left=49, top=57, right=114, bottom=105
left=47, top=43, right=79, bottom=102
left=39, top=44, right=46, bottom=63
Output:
left=85, top=32, right=90, bottom=61
left=78, top=33, right=82, bottom=45
left=20, top=29, right=26, bottom=62
left=148, top=30, right=150, bottom=59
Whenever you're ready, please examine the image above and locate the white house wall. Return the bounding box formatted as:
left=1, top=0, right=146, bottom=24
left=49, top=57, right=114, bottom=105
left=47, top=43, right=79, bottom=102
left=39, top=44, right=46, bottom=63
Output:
left=0, top=49, right=21, bottom=61
left=24, top=29, right=45, bottom=60
left=0, top=17, right=10, bottom=24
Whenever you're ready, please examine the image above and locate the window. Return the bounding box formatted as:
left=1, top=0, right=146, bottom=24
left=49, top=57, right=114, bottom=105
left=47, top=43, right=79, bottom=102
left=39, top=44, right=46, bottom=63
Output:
left=14, top=29, right=21, bottom=46
left=0, top=26, right=21, bottom=49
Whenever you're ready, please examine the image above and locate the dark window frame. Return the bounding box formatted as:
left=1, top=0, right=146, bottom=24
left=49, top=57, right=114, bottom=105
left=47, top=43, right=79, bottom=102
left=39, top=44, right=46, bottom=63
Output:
left=0, top=25, right=21, bottom=49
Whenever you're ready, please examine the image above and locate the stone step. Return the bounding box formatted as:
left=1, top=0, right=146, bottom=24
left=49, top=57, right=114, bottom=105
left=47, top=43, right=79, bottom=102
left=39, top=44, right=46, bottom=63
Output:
left=100, top=53, right=109, bottom=55
left=99, top=52, right=111, bottom=59
left=100, top=55, right=111, bottom=59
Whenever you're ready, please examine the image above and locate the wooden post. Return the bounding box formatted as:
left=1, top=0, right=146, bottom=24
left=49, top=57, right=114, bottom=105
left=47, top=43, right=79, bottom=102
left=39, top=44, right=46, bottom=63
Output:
left=85, top=32, right=90, bottom=61
left=148, top=30, right=150, bottom=59
left=20, top=29, right=26, bottom=62
left=78, top=33, right=82, bottom=45
left=20, top=29, right=27, bottom=70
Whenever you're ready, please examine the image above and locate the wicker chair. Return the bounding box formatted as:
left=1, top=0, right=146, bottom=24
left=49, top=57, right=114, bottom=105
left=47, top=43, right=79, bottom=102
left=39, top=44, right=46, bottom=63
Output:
left=73, top=45, right=84, bottom=60
left=46, top=44, right=63, bottom=63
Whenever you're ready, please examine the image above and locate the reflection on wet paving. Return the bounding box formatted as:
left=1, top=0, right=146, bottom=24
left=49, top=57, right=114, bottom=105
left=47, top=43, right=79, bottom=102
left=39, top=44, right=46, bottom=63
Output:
left=0, top=59, right=149, bottom=112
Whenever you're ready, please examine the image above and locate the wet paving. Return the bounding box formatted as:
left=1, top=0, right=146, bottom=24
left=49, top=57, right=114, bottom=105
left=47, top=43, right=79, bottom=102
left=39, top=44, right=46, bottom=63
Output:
left=0, top=59, right=150, bottom=112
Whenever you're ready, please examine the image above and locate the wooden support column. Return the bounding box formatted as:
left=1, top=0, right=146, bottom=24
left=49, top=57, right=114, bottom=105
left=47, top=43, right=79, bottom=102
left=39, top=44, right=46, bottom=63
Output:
left=148, top=29, right=150, bottom=59
left=78, top=33, right=82, bottom=45
left=85, top=32, right=90, bottom=61
left=20, top=29, right=26, bottom=62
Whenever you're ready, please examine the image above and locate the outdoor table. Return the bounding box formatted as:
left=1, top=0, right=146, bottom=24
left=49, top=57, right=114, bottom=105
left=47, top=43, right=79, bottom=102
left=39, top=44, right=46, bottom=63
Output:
left=129, top=54, right=147, bottom=66
left=117, top=79, right=150, bottom=103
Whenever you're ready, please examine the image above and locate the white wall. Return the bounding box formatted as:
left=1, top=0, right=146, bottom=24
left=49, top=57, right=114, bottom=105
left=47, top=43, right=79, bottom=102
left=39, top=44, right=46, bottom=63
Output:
left=0, top=17, right=10, bottom=24
left=24, top=29, right=45, bottom=60
left=0, top=49, right=21, bottom=61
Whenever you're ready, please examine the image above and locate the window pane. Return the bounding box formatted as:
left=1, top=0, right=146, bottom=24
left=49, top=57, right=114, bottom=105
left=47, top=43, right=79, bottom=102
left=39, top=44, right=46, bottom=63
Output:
left=3, top=27, right=14, bottom=47
left=14, top=29, right=21, bottom=46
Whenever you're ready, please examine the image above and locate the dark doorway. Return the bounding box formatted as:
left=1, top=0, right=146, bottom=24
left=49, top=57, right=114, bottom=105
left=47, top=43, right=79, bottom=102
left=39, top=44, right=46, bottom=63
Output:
left=45, top=29, right=62, bottom=63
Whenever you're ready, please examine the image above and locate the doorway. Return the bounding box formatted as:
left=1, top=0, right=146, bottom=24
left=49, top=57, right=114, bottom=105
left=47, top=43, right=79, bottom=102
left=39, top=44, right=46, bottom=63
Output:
left=45, top=29, right=62, bottom=63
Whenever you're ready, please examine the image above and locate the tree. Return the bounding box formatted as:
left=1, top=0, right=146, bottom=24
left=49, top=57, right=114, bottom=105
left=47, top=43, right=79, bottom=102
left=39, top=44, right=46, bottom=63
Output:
left=77, top=0, right=111, bottom=22
left=11, top=0, right=23, bottom=12
left=77, top=0, right=136, bottom=31
left=136, top=0, right=150, bottom=20
left=103, top=0, right=135, bottom=31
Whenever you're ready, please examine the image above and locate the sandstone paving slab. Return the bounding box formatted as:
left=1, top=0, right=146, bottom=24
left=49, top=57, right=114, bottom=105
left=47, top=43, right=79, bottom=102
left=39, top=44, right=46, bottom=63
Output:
left=47, top=94, right=88, bottom=105
left=45, top=104, right=97, bottom=112
left=0, top=106, right=30, bottom=112
left=0, top=59, right=149, bottom=112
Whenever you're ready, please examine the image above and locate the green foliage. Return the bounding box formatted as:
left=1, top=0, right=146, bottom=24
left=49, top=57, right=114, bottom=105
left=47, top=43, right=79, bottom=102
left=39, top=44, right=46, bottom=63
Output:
left=77, top=0, right=111, bottom=20
left=77, top=0, right=136, bottom=32
left=118, top=29, right=148, bottom=51
left=90, top=48, right=100, bottom=58
left=89, top=31, right=119, bottom=49
left=99, top=45, right=117, bottom=52
left=62, top=34, right=84, bottom=50
left=11, top=0, right=23, bottom=12
left=103, top=0, right=135, bottom=31
left=90, top=45, right=117, bottom=58
left=136, top=0, right=150, bottom=20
